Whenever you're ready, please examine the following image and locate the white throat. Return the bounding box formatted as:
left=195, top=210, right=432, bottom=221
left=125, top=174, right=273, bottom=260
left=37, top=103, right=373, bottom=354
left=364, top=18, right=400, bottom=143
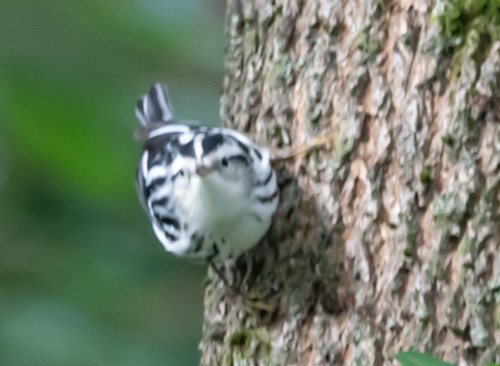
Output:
left=175, top=172, right=268, bottom=258
left=185, top=173, right=248, bottom=226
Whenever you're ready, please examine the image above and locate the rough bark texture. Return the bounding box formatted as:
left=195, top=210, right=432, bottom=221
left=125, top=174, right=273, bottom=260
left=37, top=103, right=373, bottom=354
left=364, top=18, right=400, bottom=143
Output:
left=200, top=0, right=500, bottom=365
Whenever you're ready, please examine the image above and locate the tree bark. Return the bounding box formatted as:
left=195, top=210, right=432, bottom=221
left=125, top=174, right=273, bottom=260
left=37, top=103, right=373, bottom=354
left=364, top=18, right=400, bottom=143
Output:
left=201, top=0, right=500, bottom=365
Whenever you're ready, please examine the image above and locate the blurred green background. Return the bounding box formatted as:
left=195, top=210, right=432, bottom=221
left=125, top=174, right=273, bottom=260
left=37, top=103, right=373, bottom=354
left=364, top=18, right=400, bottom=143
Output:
left=0, top=1, right=225, bottom=365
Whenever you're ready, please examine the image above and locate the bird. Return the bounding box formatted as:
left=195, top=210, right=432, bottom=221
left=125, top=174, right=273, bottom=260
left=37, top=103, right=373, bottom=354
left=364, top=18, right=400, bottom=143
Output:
left=135, top=83, right=279, bottom=267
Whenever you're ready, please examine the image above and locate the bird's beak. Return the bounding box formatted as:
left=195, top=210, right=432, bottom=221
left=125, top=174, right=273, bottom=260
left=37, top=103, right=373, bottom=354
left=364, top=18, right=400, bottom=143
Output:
left=196, top=165, right=213, bottom=177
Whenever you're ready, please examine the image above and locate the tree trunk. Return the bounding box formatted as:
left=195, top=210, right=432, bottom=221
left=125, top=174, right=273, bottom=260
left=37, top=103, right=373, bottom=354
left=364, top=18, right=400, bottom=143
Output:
left=200, top=0, right=500, bottom=365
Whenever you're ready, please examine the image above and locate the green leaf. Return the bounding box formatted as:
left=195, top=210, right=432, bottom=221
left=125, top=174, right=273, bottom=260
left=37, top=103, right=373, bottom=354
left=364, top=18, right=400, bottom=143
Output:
left=395, top=352, right=456, bottom=366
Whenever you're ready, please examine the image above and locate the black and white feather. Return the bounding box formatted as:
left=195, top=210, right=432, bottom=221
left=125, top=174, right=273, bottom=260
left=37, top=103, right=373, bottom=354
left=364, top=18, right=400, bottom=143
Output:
left=136, top=83, right=278, bottom=261
left=135, top=83, right=175, bottom=126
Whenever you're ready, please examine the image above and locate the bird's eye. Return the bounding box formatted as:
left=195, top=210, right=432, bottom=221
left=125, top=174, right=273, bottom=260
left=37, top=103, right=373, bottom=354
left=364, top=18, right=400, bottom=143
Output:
left=172, top=169, right=185, bottom=181
left=221, top=158, right=229, bottom=167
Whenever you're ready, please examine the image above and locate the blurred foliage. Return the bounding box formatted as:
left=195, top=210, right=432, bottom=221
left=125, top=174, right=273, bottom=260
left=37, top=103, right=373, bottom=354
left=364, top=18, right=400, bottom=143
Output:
left=396, top=351, right=500, bottom=366
left=0, top=0, right=225, bottom=365
left=396, top=352, right=456, bottom=366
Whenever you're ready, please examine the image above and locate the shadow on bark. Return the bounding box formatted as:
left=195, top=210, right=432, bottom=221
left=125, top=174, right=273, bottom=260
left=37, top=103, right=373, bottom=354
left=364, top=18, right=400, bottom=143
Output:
left=201, top=165, right=352, bottom=364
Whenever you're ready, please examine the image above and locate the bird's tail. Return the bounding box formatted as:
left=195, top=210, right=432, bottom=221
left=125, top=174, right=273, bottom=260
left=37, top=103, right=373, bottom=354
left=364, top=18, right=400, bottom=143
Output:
left=135, top=83, right=175, bottom=127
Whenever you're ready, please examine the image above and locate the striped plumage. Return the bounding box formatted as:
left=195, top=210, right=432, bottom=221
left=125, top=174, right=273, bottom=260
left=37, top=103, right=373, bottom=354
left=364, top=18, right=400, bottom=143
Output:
left=136, top=84, right=278, bottom=261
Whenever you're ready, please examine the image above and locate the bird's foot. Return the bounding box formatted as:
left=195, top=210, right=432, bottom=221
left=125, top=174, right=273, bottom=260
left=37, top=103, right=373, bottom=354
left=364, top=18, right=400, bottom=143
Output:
left=271, top=134, right=333, bottom=165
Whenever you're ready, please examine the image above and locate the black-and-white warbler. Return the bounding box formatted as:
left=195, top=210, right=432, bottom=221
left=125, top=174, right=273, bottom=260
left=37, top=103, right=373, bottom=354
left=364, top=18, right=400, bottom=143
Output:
left=135, top=83, right=278, bottom=263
